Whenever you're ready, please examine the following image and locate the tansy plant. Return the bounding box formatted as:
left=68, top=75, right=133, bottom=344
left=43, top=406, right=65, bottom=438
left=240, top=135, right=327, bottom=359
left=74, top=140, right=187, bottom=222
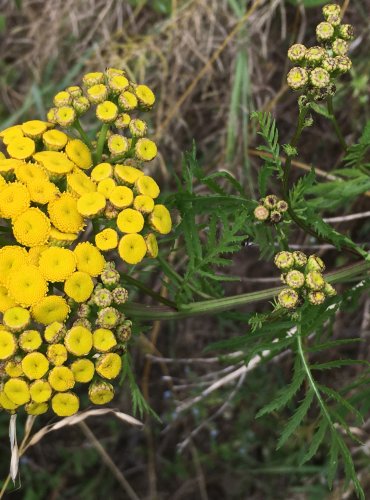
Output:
left=0, top=3, right=370, bottom=498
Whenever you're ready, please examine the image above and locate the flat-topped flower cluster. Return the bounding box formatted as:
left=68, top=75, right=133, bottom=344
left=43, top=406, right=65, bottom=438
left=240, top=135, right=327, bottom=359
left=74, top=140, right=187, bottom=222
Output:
left=0, top=67, right=172, bottom=416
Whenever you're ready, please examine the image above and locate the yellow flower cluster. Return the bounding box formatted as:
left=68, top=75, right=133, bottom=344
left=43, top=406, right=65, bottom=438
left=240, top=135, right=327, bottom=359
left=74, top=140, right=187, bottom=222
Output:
left=0, top=67, right=172, bottom=418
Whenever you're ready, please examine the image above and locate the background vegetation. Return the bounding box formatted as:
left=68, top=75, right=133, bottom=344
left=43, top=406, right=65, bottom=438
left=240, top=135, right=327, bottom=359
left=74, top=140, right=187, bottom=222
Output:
left=0, top=0, right=369, bottom=498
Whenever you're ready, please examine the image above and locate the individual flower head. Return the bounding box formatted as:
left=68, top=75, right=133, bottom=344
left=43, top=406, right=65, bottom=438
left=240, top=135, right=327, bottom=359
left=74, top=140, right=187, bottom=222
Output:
left=64, top=326, right=93, bottom=356
left=117, top=208, right=144, bottom=233
left=278, top=288, right=299, bottom=309
left=3, top=306, right=30, bottom=332
left=77, top=192, right=106, bottom=217
left=74, top=242, right=105, bottom=277
left=322, top=3, right=341, bottom=20
left=21, top=120, right=48, bottom=139
left=48, top=366, right=75, bottom=391
left=108, top=134, right=129, bottom=156
left=55, top=106, right=76, bottom=127
left=310, top=67, right=330, bottom=89
left=7, top=265, right=48, bottom=307
left=48, top=193, right=84, bottom=233
left=339, top=24, right=354, bottom=41
left=97, top=306, right=121, bottom=329
left=95, top=353, right=122, bottom=380
left=54, top=91, right=72, bottom=107
left=145, top=233, right=158, bottom=258
left=96, top=100, right=119, bottom=123
left=4, top=378, right=30, bottom=405
left=86, top=84, right=108, bottom=104
left=149, top=205, right=172, bottom=234
left=118, top=91, right=138, bottom=111
left=7, top=137, right=35, bottom=160
left=334, top=56, right=352, bottom=73
left=31, top=296, right=70, bottom=325
left=287, top=44, right=307, bottom=63
left=135, top=138, right=157, bottom=161
left=91, top=163, right=113, bottom=182
left=22, top=352, right=49, bottom=380
left=71, top=359, right=95, bottom=383
left=95, top=228, right=119, bottom=251
left=19, top=330, right=42, bottom=352
left=316, top=22, right=334, bottom=42
left=65, top=139, right=92, bottom=170
left=305, top=46, right=326, bottom=66
left=287, top=67, right=308, bottom=90
left=51, top=392, right=79, bottom=417
left=274, top=251, right=295, bottom=270
left=30, top=380, right=52, bottom=403
left=332, top=38, right=349, bottom=56
left=12, top=207, right=51, bottom=247
left=0, top=182, right=30, bottom=219
left=93, top=328, right=117, bottom=352
left=38, top=247, right=76, bottom=282
left=64, top=271, right=94, bottom=302
left=0, top=329, right=17, bottom=360
left=89, top=379, right=115, bottom=405
left=135, top=84, right=155, bottom=109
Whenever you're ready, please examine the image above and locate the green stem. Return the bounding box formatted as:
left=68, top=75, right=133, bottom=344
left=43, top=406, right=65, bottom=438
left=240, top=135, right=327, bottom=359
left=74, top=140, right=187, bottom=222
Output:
left=120, top=274, right=176, bottom=309
left=73, top=119, right=93, bottom=149
left=327, top=96, right=347, bottom=152
left=95, top=123, right=110, bottom=164
left=121, top=260, right=370, bottom=321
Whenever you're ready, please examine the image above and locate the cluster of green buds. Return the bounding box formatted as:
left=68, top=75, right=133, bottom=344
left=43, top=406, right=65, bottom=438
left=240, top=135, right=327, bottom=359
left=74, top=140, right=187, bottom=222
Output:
left=286, top=4, right=354, bottom=100
left=274, top=251, right=336, bottom=309
left=254, top=194, right=288, bottom=224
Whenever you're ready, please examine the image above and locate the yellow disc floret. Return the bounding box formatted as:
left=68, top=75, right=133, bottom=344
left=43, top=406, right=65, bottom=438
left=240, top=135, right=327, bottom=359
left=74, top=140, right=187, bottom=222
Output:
left=0, top=245, right=29, bottom=286
left=31, top=295, right=70, bottom=325
left=95, top=353, right=122, bottom=380
left=91, top=162, right=112, bottom=182
left=65, top=139, right=92, bottom=170
left=30, top=380, right=52, bottom=403
left=19, top=330, right=43, bottom=352
left=33, top=151, right=75, bottom=176
left=64, top=271, right=94, bottom=302
left=12, top=207, right=51, bottom=247
left=77, top=192, right=106, bottom=217
left=135, top=138, right=157, bottom=161
left=48, top=193, right=84, bottom=233
left=109, top=185, right=133, bottom=209
left=51, top=392, right=79, bottom=417
left=22, top=352, right=50, bottom=380
left=114, top=165, right=144, bottom=185
left=149, top=204, right=172, bottom=234
left=38, top=247, right=76, bottom=282
left=95, top=228, right=118, bottom=251
left=0, top=182, right=30, bottom=219
left=74, top=242, right=105, bottom=277
left=0, top=329, right=17, bottom=360
left=64, top=326, right=93, bottom=356
left=43, top=129, right=68, bottom=151
left=118, top=233, right=147, bottom=264
left=48, top=366, right=75, bottom=392
left=3, top=306, right=31, bottom=332
left=135, top=175, right=160, bottom=199
left=71, top=359, right=95, bottom=383
left=117, top=208, right=144, bottom=233
left=7, top=137, right=35, bottom=160
left=7, top=264, right=47, bottom=307
left=93, top=328, right=117, bottom=352
left=21, top=120, right=48, bottom=139
left=4, top=378, right=30, bottom=405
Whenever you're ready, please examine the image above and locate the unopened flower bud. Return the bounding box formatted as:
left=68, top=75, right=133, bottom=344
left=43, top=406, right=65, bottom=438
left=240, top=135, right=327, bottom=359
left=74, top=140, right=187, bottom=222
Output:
left=97, top=307, right=121, bottom=329
left=326, top=13, right=341, bottom=27
left=112, top=287, right=129, bottom=305
left=101, top=266, right=120, bottom=287
left=334, top=55, right=352, bottom=73
left=276, top=200, right=288, bottom=213
left=305, top=46, right=326, bottom=65
left=332, top=38, right=349, bottom=56
left=270, top=210, right=282, bottom=224
left=324, top=282, right=337, bottom=297
left=66, top=86, right=83, bottom=98
left=93, top=288, right=112, bottom=308
left=322, top=4, right=341, bottom=20
left=322, top=57, right=337, bottom=73
left=293, top=251, right=307, bottom=267
left=307, top=254, right=325, bottom=272
left=305, top=271, right=325, bottom=291
left=77, top=304, right=91, bottom=318
left=287, top=44, right=307, bottom=63
left=278, top=288, right=299, bottom=309
left=274, top=251, right=294, bottom=270
left=338, top=24, right=354, bottom=41
left=72, top=318, right=92, bottom=330
left=287, top=67, right=308, bottom=90
left=263, top=194, right=278, bottom=209
left=308, top=291, right=326, bottom=305
left=316, top=22, right=334, bottom=42
left=73, top=96, right=90, bottom=115
left=285, top=270, right=305, bottom=289
left=116, top=320, right=132, bottom=342
left=310, top=67, right=330, bottom=89
left=254, top=205, right=269, bottom=221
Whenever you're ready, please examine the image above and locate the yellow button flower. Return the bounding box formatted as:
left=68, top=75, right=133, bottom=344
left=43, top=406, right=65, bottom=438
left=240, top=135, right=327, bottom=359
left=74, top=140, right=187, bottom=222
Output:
left=108, top=75, right=129, bottom=94
left=149, top=204, right=172, bottom=234
left=0, top=245, right=29, bottom=286
left=95, top=228, right=118, bottom=251
left=7, top=265, right=47, bottom=307
left=67, top=169, right=96, bottom=197
left=29, top=245, right=52, bottom=267
left=53, top=91, right=72, bottom=107
left=51, top=392, right=79, bottom=417
left=117, top=208, right=144, bottom=234
left=64, top=326, right=93, bottom=356
left=12, top=207, right=51, bottom=247
left=26, top=401, right=48, bottom=415
left=48, top=193, right=84, bottom=233
left=83, top=72, right=104, bottom=86
left=135, top=138, right=157, bottom=161
left=135, top=175, right=160, bottom=199
left=129, top=118, right=147, bottom=137
left=97, top=178, right=116, bottom=198
left=64, top=271, right=94, bottom=302
left=145, top=233, right=159, bottom=258
left=134, top=195, right=154, bottom=214
left=44, top=322, right=65, bottom=343
left=5, top=360, right=24, bottom=378
left=86, top=84, right=108, bottom=104
left=34, top=151, right=75, bottom=176
left=74, top=242, right=105, bottom=277
left=43, top=129, right=68, bottom=151
left=93, top=328, right=117, bottom=352
left=19, top=330, right=43, bottom=352
left=0, top=182, right=30, bottom=219
left=48, top=366, right=75, bottom=391
left=77, top=192, right=106, bottom=217
left=49, top=227, right=78, bottom=246
left=47, top=344, right=68, bottom=366
left=39, top=247, right=76, bottom=282
left=108, top=134, right=129, bottom=156
left=65, top=139, right=92, bottom=170
left=118, top=91, right=138, bottom=111
left=71, top=359, right=95, bottom=383
left=0, top=329, right=17, bottom=360
left=135, top=84, right=155, bottom=108
left=115, top=113, right=131, bottom=129
left=3, top=306, right=31, bottom=332
left=21, top=120, right=48, bottom=139
left=96, top=100, right=118, bottom=123
left=30, top=380, right=52, bottom=403
left=114, top=164, right=144, bottom=185
left=0, top=125, right=24, bottom=145
left=91, top=162, right=112, bottom=182
left=0, top=391, right=18, bottom=410
left=89, top=380, right=114, bottom=405
left=7, top=137, right=35, bottom=160
left=96, top=353, right=122, bottom=380
left=118, top=233, right=147, bottom=264
left=22, top=352, right=50, bottom=380
left=32, top=295, right=70, bottom=325
left=109, top=185, right=134, bottom=209
left=55, top=106, right=76, bottom=127
left=4, top=378, right=30, bottom=405
left=14, top=162, right=49, bottom=184
left=27, top=179, right=59, bottom=204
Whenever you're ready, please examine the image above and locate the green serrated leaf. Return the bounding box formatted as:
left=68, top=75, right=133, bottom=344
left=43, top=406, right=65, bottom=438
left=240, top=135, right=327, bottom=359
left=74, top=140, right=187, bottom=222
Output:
left=300, top=420, right=328, bottom=465
left=277, top=389, right=315, bottom=449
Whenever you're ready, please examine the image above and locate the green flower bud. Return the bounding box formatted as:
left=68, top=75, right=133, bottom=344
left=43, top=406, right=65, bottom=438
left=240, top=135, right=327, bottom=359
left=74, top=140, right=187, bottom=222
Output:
left=326, top=13, right=341, bottom=27
left=292, top=251, right=307, bottom=267
left=72, top=96, right=90, bottom=115
left=278, top=288, right=299, bottom=309
left=332, top=38, right=349, bottom=56
left=307, top=254, right=325, bottom=272
left=254, top=205, right=269, bottom=221
left=305, top=271, right=325, bottom=291
left=93, top=288, right=112, bottom=308
left=322, top=4, right=341, bottom=19
left=287, top=67, right=308, bottom=90
left=322, top=57, right=337, bottom=73
left=305, top=46, right=326, bottom=65
left=316, top=22, right=334, bottom=42
left=112, top=287, right=129, bottom=305
left=274, top=251, right=294, bottom=270
left=270, top=210, right=282, bottom=224
left=285, top=270, right=305, bottom=289
left=287, top=44, right=307, bottom=63
left=308, top=290, right=326, bottom=305
left=310, top=67, right=330, bottom=88
left=334, top=55, right=352, bottom=73
left=101, top=267, right=120, bottom=287
left=338, top=24, right=354, bottom=41
left=116, top=320, right=132, bottom=342
left=276, top=200, right=288, bottom=213
left=97, top=307, right=121, bottom=329
left=324, top=282, right=337, bottom=297
left=263, top=194, right=278, bottom=209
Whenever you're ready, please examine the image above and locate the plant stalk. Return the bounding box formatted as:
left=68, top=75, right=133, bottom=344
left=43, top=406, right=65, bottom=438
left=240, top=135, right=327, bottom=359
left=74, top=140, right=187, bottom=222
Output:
left=327, top=96, right=347, bottom=152
left=95, top=123, right=110, bottom=164
left=73, top=119, right=93, bottom=149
